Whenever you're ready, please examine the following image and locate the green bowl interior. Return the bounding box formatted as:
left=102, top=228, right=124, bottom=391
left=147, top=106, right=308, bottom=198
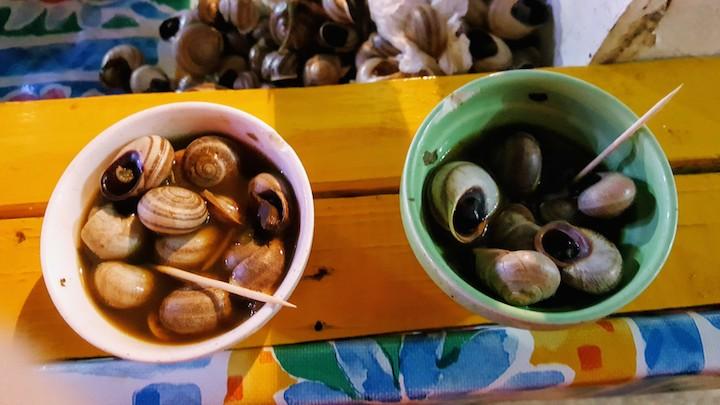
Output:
left=400, top=70, right=678, bottom=325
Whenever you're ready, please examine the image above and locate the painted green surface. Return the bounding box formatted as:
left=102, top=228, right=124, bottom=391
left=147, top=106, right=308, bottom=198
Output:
left=101, top=14, right=139, bottom=29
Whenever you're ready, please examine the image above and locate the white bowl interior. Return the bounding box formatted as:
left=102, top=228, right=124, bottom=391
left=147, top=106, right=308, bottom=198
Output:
left=40, top=102, right=314, bottom=362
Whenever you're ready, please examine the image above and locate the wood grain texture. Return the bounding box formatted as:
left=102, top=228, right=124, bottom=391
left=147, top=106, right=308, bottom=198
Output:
left=2, top=174, right=719, bottom=361
left=1, top=58, right=720, bottom=207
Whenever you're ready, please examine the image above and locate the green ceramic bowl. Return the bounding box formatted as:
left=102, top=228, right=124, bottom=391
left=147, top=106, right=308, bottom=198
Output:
left=400, top=70, right=678, bottom=328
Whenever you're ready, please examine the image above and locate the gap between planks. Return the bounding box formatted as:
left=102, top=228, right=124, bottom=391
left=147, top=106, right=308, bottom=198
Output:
left=1, top=163, right=719, bottom=220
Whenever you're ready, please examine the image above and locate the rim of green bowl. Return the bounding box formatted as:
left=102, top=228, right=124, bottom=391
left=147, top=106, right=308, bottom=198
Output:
left=400, top=69, right=679, bottom=326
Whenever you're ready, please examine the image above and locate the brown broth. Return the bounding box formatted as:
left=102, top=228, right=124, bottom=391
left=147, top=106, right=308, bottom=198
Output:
left=423, top=124, right=636, bottom=311
left=79, top=133, right=300, bottom=344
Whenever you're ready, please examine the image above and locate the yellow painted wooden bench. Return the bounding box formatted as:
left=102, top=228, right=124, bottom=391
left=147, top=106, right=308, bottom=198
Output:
left=2, top=57, right=719, bottom=361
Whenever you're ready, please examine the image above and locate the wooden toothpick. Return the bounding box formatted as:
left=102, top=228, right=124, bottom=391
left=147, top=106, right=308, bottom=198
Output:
left=573, top=84, right=683, bottom=183
left=154, top=265, right=297, bottom=308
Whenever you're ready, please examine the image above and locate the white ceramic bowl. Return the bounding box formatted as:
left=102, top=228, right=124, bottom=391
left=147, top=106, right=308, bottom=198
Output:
left=41, top=102, right=314, bottom=362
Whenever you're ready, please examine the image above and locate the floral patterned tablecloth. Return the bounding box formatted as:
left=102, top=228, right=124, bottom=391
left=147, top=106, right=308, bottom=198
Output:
left=42, top=309, right=720, bottom=404
left=0, top=0, right=187, bottom=101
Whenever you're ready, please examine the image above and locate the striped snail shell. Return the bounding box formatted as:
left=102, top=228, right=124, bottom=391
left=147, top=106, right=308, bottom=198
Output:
left=218, top=0, right=260, bottom=34
left=155, top=225, right=223, bottom=269
left=101, top=135, right=174, bottom=200
left=322, top=0, right=353, bottom=24
left=175, top=23, right=224, bottom=77
left=182, top=136, right=240, bottom=188
left=137, top=186, right=209, bottom=235
left=404, top=4, right=447, bottom=58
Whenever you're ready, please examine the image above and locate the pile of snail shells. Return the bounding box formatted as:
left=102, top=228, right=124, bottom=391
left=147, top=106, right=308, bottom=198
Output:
left=430, top=131, right=637, bottom=307
left=80, top=134, right=292, bottom=340
left=99, top=0, right=549, bottom=93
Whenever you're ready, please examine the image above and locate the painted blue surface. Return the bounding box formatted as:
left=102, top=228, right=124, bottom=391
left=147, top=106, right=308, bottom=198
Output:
left=79, top=5, right=102, bottom=27
left=504, top=370, right=567, bottom=390
left=700, top=311, right=720, bottom=330
left=634, top=314, right=705, bottom=376
left=45, top=356, right=213, bottom=379
left=334, top=339, right=401, bottom=402
left=133, top=383, right=201, bottom=405
left=131, top=1, right=170, bottom=19
left=0, top=37, right=158, bottom=76
left=284, top=381, right=353, bottom=405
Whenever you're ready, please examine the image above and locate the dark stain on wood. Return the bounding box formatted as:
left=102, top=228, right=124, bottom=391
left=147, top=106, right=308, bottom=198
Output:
left=672, top=158, right=720, bottom=175
left=314, top=320, right=325, bottom=332
left=304, top=267, right=332, bottom=281
left=15, top=231, right=26, bottom=244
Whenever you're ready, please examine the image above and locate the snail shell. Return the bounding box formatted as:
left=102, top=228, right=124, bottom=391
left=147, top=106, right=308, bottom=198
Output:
left=130, top=65, right=171, bottom=93
left=513, top=46, right=542, bottom=69
left=261, top=50, right=299, bottom=84
left=487, top=204, right=539, bottom=251
left=182, top=136, right=240, bottom=188
left=176, top=75, right=220, bottom=92
left=249, top=38, right=275, bottom=77
left=356, top=57, right=404, bottom=83
left=488, top=0, right=549, bottom=40
left=492, top=132, right=542, bottom=196
left=217, top=55, right=249, bottom=88
left=539, top=197, right=578, bottom=223
left=100, top=45, right=144, bottom=91
left=198, top=0, right=220, bottom=25
left=355, top=34, right=400, bottom=68
left=159, top=10, right=198, bottom=41
left=93, top=261, right=156, bottom=309
left=233, top=71, right=261, bottom=89
left=404, top=4, right=447, bottom=58
left=147, top=311, right=173, bottom=341
left=249, top=173, right=291, bottom=234
left=159, top=287, right=232, bottom=335
left=155, top=225, right=223, bottom=269
left=269, top=1, right=318, bottom=50
left=222, top=229, right=260, bottom=272
left=535, top=221, right=623, bottom=294
left=317, top=22, right=359, bottom=53
left=137, top=186, right=209, bottom=235
left=474, top=248, right=560, bottom=306
left=101, top=135, right=174, bottom=200
left=224, top=27, right=253, bottom=55
left=175, top=23, right=224, bottom=77
left=81, top=204, right=146, bottom=260
left=218, top=0, right=260, bottom=33
left=430, top=161, right=501, bottom=244
left=578, top=172, right=637, bottom=219
left=468, top=29, right=512, bottom=72
left=322, top=0, right=353, bottom=24
left=230, top=238, right=285, bottom=294
left=465, top=0, right=489, bottom=28
left=304, top=54, right=347, bottom=86
left=202, top=190, right=243, bottom=225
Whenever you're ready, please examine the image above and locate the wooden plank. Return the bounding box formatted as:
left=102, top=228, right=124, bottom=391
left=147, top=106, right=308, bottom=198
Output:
left=1, top=58, right=720, bottom=207
left=2, top=173, right=719, bottom=361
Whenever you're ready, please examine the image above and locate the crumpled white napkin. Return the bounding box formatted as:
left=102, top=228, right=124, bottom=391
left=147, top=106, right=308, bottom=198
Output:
left=368, top=0, right=472, bottom=75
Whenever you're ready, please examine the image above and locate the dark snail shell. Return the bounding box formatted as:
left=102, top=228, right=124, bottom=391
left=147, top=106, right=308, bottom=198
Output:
left=355, top=33, right=400, bottom=68
left=304, top=54, right=347, bottom=86
left=491, top=131, right=542, bottom=196
left=317, top=22, right=359, bottom=53
left=539, top=197, right=579, bottom=223
left=465, top=0, right=489, bottom=28
left=249, top=172, right=291, bottom=234
left=249, top=38, right=275, bottom=77
left=468, top=29, right=513, bottom=72
left=218, top=0, right=260, bottom=33
left=129, top=65, right=171, bottom=93
left=233, top=71, right=261, bottom=89
left=100, top=45, right=144, bottom=91
left=404, top=4, right=447, bottom=58
left=223, top=27, right=253, bottom=55
left=217, top=55, right=249, bottom=88
left=198, top=0, right=221, bottom=25
left=534, top=221, right=623, bottom=294
left=261, top=50, right=299, bottom=84
left=175, top=23, right=224, bottom=77
left=159, top=10, right=198, bottom=41
left=322, top=0, right=353, bottom=24
left=513, top=46, right=542, bottom=69
left=252, top=17, right=271, bottom=42
left=487, top=204, right=539, bottom=251
left=269, top=1, right=319, bottom=51
left=488, top=0, right=549, bottom=40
